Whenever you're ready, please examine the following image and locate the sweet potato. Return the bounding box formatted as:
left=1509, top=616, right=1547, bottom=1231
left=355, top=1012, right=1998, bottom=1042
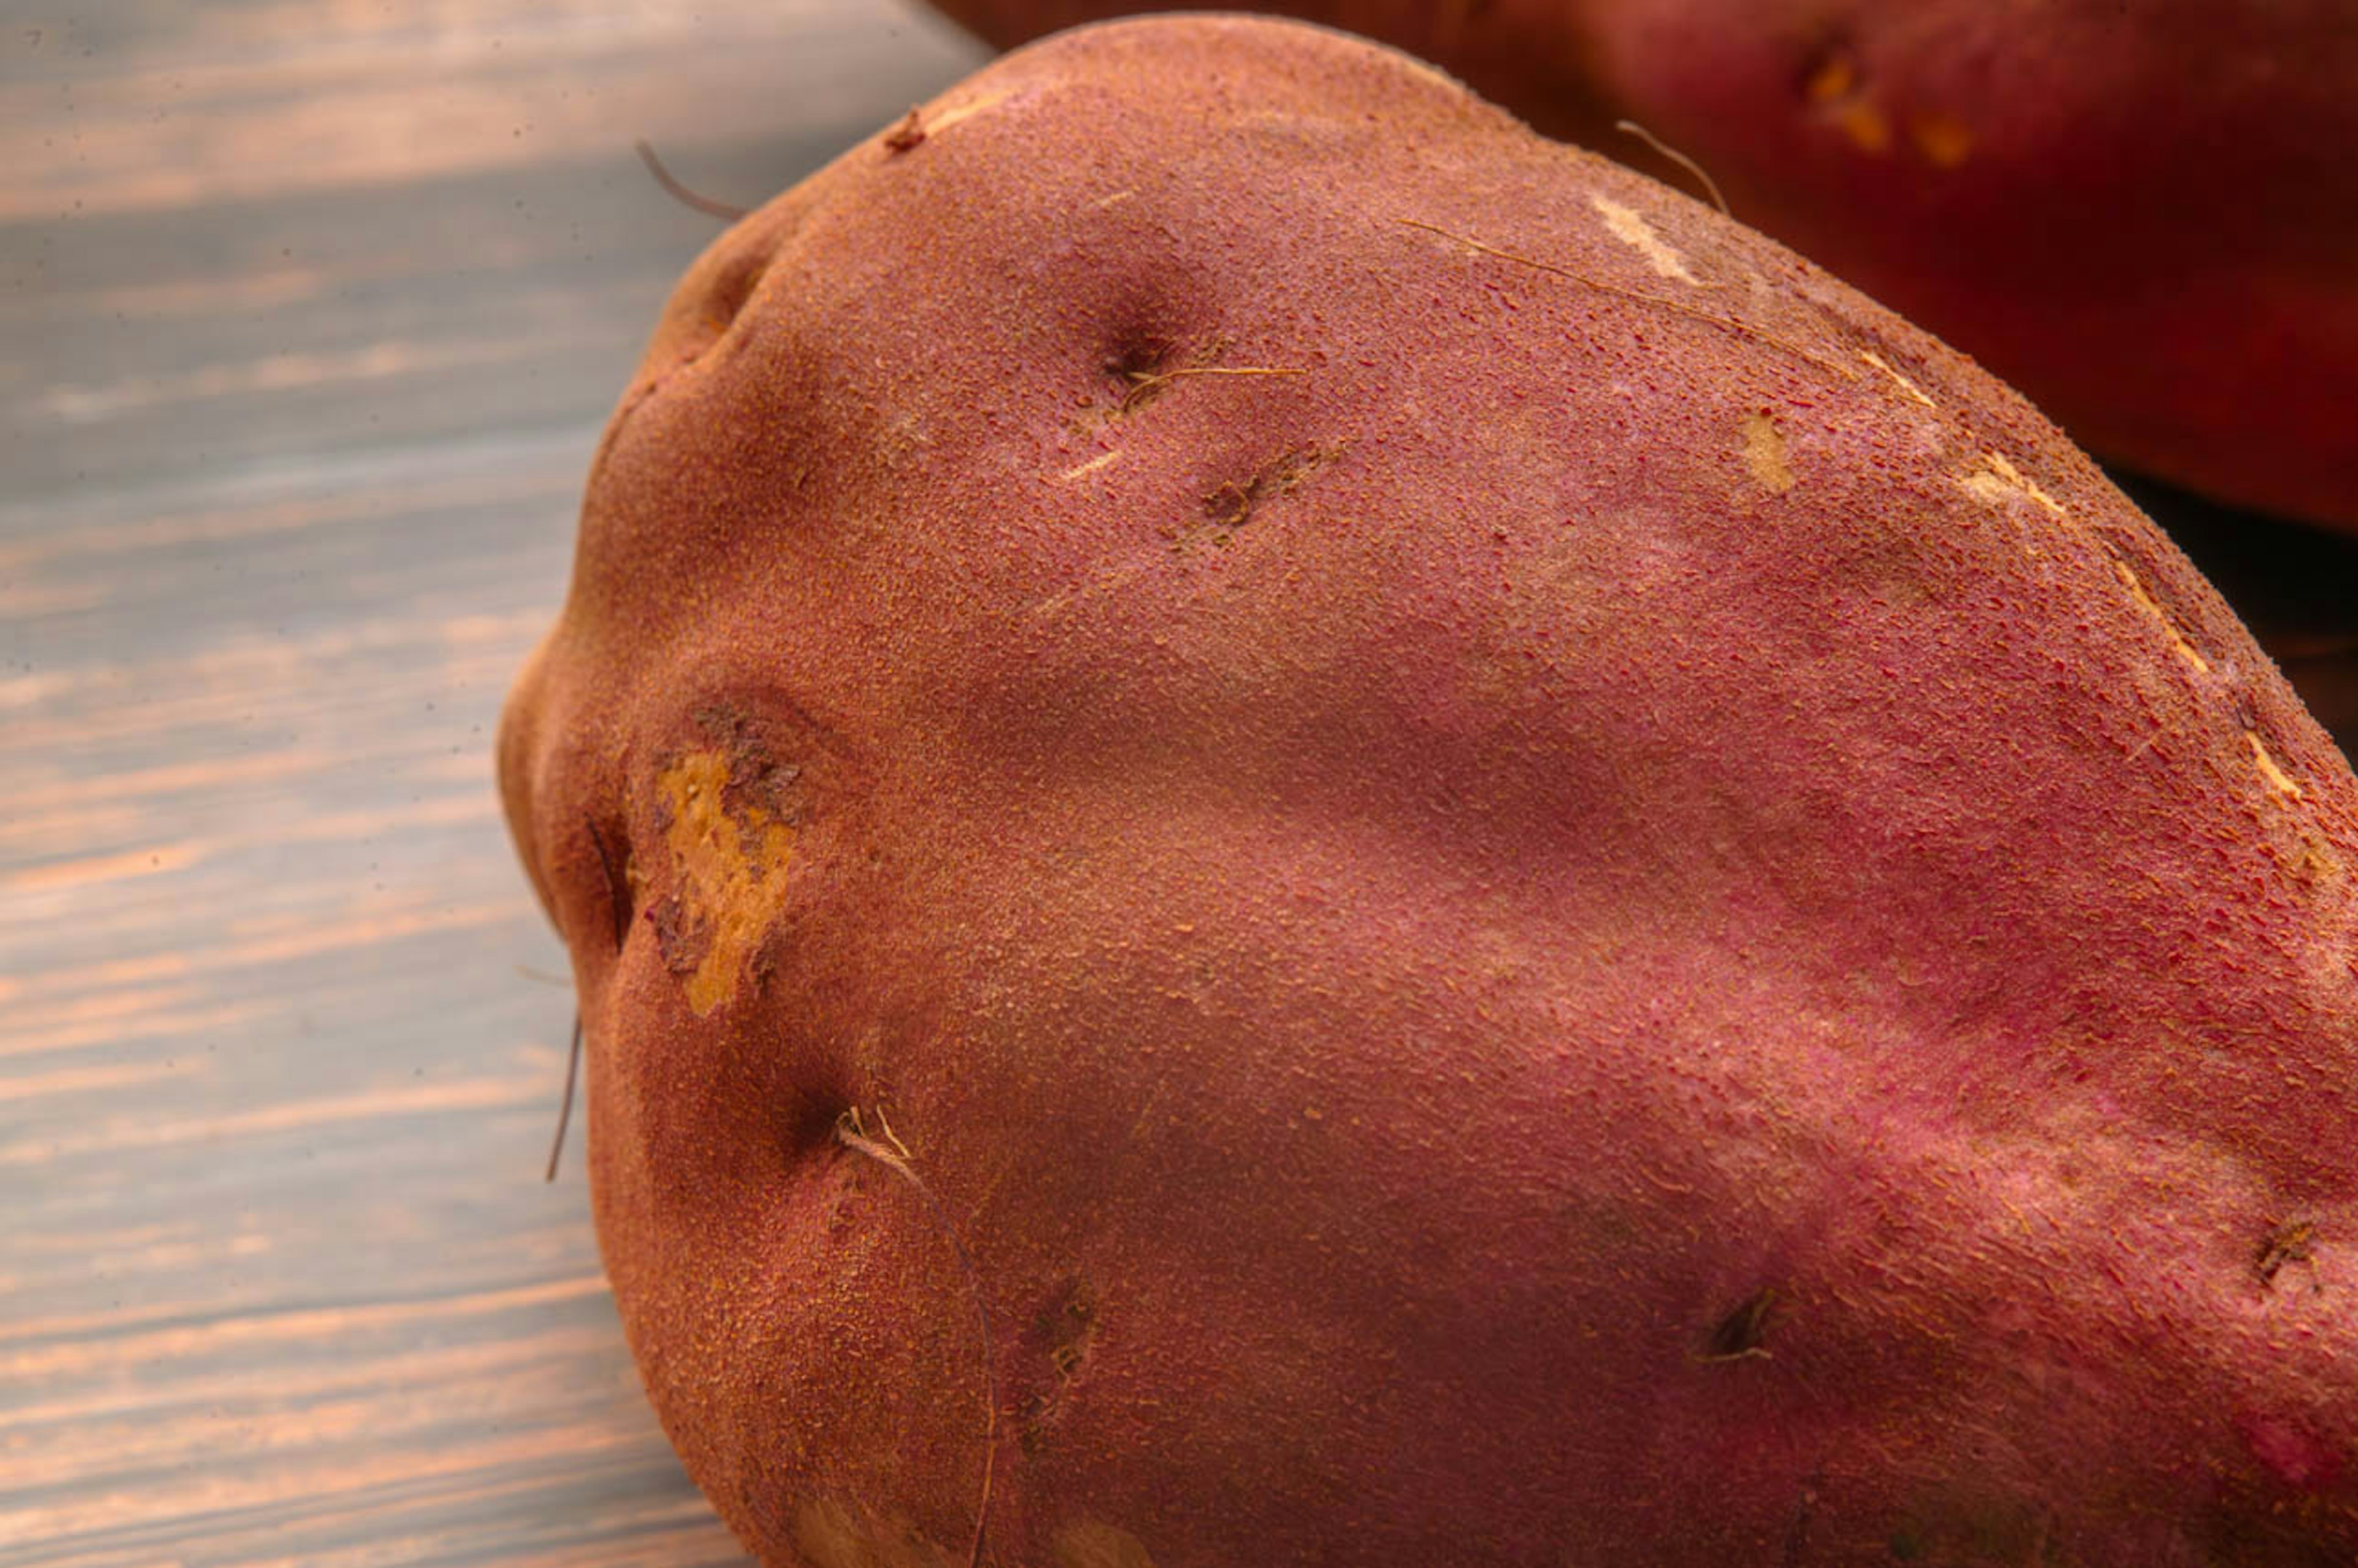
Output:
left=924, top=0, right=2358, bottom=532
left=497, top=16, right=2358, bottom=1564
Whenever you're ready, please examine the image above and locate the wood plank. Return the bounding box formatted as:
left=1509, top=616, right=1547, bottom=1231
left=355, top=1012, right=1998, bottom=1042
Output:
left=1, top=3, right=982, bottom=1562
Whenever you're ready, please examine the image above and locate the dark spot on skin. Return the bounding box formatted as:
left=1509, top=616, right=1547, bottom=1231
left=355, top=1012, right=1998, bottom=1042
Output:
left=2255, top=1218, right=2318, bottom=1290
left=1200, top=443, right=1342, bottom=532
left=1781, top=1466, right=1823, bottom=1567
left=1702, top=1284, right=1782, bottom=1360
left=1019, top=1275, right=1099, bottom=1453
left=586, top=817, right=633, bottom=950
left=1105, top=336, right=1177, bottom=408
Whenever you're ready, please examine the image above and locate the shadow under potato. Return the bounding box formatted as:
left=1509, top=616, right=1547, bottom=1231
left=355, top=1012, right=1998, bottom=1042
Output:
left=2119, top=467, right=2358, bottom=762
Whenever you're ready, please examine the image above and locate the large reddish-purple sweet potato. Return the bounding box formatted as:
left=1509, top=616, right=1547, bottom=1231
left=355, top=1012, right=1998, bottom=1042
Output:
left=925, top=0, right=2358, bottom=532
left=498, top=16, right=2358, bottom=1564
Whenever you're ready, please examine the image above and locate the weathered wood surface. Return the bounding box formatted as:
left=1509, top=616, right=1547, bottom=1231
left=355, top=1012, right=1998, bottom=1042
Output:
left=0, top=4, right=981, bottom=1563
left=1, top=4, right=2351, bottom=1564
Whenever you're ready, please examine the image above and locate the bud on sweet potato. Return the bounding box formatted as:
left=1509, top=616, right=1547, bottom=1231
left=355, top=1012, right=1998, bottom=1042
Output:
left=498, top=16, right=2358, bottom=1565
left=925, top=0, right=2358, bottom=532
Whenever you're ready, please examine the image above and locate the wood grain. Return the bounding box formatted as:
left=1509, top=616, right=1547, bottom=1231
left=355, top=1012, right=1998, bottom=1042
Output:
left=0, top=4, right=2349, bottom=1565
left=0, top=4, right=981, bottom=1563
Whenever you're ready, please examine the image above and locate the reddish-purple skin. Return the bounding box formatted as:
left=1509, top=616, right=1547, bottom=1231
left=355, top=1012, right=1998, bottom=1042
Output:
left=498, top=17, right=2358, bottom=1566
left=925, top=0, right=2358, bottom=532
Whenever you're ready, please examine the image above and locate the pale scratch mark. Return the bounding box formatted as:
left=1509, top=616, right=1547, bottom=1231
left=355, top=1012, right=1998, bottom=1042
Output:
left=1092, top=187, right=1137, bottom=211
left=1859, top=350, right=1936, bottom=407
left=2249, top=734, right=2305, bottom=800
left=1058, top=451, right=1122, bottom=481
left=923, top=88, right=1021, bottom=140
left=1958, top=451, right=2067, bottom=519
left=2109, top=559, right=2213, bottom=677
left=1591, top=195, right=1699, bottom=284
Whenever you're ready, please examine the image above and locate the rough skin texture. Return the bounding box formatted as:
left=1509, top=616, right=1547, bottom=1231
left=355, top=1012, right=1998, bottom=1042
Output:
left=924, top=0, right=2358, bottom=533
left=497, top=17, right=2358, bottom=1566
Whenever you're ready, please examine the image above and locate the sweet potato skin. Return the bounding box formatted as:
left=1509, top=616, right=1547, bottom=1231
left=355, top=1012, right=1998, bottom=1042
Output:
left=925, top=0, right=2358, bottom=532
left=498, top=15, right=2358, bottom=1566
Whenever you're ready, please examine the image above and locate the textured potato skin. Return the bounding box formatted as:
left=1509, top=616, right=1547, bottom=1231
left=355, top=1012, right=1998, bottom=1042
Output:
left=497, top=16, right=2358, bottom=1566
left=925, top=0, right=2358, bottom=532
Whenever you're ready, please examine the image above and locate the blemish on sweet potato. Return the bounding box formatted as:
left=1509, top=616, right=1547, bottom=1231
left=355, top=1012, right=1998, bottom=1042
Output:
left=1743, top=413, right=1797, bottom=494
left=923, top=88, right=1022, bottom=140
left=1780, top=1469, right=1823, bottom=1568
left=1021, top=1273, right=1101, bottom=1452
left=2249, top=735, right=2306, bottom=801
left=1591, top=195, right=1700, bottom=283
left=1957, top=451, right=2068, bottom=520
left=1859, top=350, right=1936, bottom=407
left=655, top=747, right=796, bottom=1015
left=2255, top=1217, right=2319, bottom=1289
left=2107, top=559, right=2214, bottom=677
left=1201, top=443, right=1340, bottom=531
left=1059, top=450, right=1123, bottom=481
left=1700, top=1284, right=1783, bottom=1361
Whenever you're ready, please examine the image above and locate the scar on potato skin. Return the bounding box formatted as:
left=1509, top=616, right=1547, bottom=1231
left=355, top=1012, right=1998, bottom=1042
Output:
left=2106, top=557, right=2214, bottom=678
left=1200, top=442, right=1344, bottom=531
left=2085, top=547, right=2308, bottom=799
left=2248, top=732, right=2305, bottom=800
left=2254, top=1218, right=2319, bottom=1289
left=1859, top=350, right=1935, bottom=406
left=1743, top=413, right=1797, bottom=494
left=1591, top=194, right=1700, bottom=283
left=1059, top=450, right=1123, bottom=481
left=653, top=747, right=796, bottom=1015
left=1956, top=451, right=2067, bottom=520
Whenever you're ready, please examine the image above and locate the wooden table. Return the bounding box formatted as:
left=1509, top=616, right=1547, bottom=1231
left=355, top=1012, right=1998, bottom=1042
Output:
left=2, top=6, right=2351, bottom=1564
left=2, top=6, right=981, bottom=1562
